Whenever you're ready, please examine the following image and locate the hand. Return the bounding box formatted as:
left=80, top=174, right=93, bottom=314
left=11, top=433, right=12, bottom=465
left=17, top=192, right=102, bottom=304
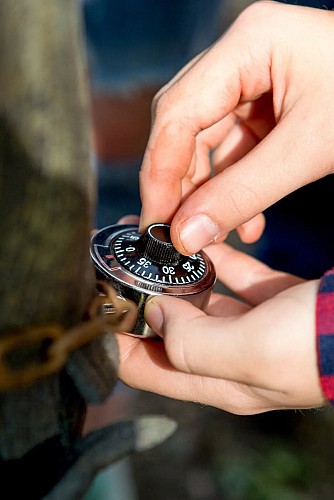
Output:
left=117, top=242, right=325, bottom=414
left=139, top=1, right=334, bottom=254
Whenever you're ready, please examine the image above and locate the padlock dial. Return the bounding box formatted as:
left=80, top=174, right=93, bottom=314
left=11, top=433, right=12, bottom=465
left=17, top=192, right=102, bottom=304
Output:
left=112, top=224, right=206, bottom=286
left=90, top=223, right=216, bottom=337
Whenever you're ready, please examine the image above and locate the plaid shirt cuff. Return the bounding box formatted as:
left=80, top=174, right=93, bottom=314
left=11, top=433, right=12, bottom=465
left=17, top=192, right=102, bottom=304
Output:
left=316, top=267, right=334, bottom=404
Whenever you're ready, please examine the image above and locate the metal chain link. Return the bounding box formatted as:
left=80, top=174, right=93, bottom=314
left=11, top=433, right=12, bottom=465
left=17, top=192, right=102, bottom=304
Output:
left=0, top=281, right=137, bottom=391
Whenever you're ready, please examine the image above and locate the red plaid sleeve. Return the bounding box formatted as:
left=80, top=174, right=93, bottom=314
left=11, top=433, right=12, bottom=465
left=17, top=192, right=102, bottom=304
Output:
left=316, top=267, right=334, bottom=404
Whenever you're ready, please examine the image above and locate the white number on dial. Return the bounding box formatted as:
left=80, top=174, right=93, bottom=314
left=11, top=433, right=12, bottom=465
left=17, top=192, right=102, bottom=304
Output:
left=162, top=266, right=175, bottom=275
left=138, top=257, right=152, bottom=268
left=182, top=261, right=194, bottom=272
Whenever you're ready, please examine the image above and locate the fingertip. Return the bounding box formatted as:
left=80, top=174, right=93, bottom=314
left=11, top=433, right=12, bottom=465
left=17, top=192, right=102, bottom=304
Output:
left=138, top=213, right=146, bottom=234
left=117, top=214, right=140, bottom=226
left=139, top=207, right=156, bottom=234
left=145, top=298, right=164, bottom=337
left=237, top=213, right=266, bottom=243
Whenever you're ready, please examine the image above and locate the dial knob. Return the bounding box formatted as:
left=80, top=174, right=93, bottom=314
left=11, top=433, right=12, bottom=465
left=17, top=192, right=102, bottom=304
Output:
left=90, top=223, right=216, bottom=338
left=141, top=223, right=181, bottom=265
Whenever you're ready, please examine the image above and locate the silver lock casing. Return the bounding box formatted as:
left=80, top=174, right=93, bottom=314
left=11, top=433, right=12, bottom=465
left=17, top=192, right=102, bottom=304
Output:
left=90, top=224, right=216, bottom=338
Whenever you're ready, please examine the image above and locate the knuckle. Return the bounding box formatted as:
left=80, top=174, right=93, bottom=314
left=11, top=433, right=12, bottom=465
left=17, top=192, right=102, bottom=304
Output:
left=227, top=182, right=262, bottom=221
left=152, top=88, right=171, bottom=118
left=235, top=1, right=276, bottom=28
left=151, top=91, right=162, bottom=116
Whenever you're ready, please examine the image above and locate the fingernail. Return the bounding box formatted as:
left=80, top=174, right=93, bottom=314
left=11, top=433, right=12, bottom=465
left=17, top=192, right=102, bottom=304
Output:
left=179, top=215, right=220, bottom=254
left=145, top=299, right=164, bottom=335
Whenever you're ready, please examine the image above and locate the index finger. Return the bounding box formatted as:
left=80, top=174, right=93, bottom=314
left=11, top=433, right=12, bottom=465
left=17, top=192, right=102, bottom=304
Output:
left=139, top=2, right=273, bottom=230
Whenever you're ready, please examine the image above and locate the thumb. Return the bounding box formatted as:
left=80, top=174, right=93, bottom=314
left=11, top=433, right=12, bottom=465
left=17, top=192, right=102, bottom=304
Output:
left=144, top=283, right=320, bottom=400
left=145, top=295, right=221, bottom=375
left=144, top=295, right=247, bottom=381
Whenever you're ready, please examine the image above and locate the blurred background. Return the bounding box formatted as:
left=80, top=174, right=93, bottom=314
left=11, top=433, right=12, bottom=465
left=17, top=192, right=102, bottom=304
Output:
left=81, top=1, right=334, bottom=498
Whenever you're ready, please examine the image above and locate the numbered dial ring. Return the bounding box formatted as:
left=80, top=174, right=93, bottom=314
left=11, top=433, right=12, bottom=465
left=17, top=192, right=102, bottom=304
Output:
left=114, top=225, right=207, bottom=287
left=90, top=223, right=216, bottom=337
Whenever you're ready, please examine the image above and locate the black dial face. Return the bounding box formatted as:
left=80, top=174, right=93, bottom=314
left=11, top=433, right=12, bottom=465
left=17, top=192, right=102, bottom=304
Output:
left=112, top=229, right=206, bottom=285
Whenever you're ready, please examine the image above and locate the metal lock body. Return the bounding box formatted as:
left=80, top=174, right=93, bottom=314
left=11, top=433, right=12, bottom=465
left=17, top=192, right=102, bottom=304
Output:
left=90, top=223, right=216, bottom=337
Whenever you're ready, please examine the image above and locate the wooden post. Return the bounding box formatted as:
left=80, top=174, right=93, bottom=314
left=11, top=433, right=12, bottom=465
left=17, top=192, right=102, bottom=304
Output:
left=0, top=0, right=108, bottom=494
left=0, top=2, right=94, bottom=332
left=0, top=4, right=177, bottom=497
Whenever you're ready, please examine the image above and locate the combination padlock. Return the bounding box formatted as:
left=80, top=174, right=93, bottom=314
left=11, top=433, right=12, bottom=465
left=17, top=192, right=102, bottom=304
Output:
left=90, top=223, right=216, bottom=337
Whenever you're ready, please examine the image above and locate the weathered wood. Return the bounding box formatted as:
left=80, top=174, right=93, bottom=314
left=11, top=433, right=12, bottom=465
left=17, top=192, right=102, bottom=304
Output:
left=0, top=1, right=94, bottom=332
left=0, top=3, right=177, bottom=497
left=0, top=0, right=111, bottom=466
